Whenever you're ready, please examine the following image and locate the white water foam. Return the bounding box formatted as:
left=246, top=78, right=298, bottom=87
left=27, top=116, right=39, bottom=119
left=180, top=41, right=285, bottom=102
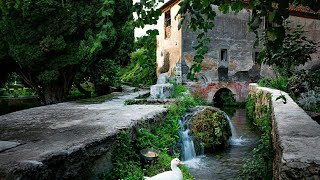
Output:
left=183, top=156, right=205, bottom=169
left=222, top=111, right=247, bottom=146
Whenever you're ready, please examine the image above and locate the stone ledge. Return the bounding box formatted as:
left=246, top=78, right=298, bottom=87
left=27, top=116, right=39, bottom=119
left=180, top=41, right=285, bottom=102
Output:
left=249, top=83, right=320, bottom=180
left=0, top=91, right=168, bottom=179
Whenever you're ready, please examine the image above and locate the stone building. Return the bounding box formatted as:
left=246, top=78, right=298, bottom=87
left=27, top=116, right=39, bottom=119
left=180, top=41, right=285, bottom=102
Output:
left=156, top=0, right=320, bottom=84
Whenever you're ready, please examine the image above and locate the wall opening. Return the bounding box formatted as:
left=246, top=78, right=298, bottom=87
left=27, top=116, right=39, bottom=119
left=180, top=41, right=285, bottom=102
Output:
left=220, top=49, right=228, bottom=61
left=219, top=49, right=228, bottom=81
left=213, top=88, right=236, bottom=107
left=164, top=10, right=171, bottom=39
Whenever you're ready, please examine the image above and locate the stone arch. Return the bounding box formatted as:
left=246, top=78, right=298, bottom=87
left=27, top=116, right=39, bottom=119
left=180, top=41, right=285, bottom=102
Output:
left=212, top=87, right=236, bottom=106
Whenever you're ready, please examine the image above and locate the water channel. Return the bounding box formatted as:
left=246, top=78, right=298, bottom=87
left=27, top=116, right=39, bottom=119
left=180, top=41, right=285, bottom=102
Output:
left=181, top=108, right=259, bottom=180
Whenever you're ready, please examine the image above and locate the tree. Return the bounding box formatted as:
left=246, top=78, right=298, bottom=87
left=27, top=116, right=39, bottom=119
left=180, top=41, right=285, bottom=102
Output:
left=75, top=0, right=134, bottom=96
left=0, top=0, right=134, bottom=104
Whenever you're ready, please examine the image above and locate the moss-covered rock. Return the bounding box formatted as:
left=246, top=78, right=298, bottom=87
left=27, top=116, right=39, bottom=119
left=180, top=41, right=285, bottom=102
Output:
left=190, top=106, right=231, bottom=152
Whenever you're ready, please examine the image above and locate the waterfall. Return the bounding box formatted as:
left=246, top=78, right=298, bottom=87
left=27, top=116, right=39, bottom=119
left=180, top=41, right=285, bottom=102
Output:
left=179, top=110, right=245, bottom=163
left=222, top=111, right=245, bottom=146
left=179, top=114, right=197, bottom=161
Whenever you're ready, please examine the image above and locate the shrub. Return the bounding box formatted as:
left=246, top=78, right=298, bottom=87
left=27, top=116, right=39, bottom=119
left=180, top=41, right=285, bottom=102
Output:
left=257, top=76, right=288, bottom=92
left=297, top=87, right=320, bottom=112
left=121, top=33, right=157, bottom=87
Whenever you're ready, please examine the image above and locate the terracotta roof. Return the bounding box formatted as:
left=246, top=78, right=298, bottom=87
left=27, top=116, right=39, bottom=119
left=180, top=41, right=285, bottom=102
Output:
left=289, top=4, right=319, bottom=15
left=160, top=0, right=181, bottom=12
left=160, top=0, right=320, bottom=17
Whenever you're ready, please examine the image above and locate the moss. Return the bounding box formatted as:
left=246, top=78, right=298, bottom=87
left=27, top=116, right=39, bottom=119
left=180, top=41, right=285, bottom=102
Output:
left=190, top=107, right=231, bottom=152
left=240, top=91, right=274, bottom=179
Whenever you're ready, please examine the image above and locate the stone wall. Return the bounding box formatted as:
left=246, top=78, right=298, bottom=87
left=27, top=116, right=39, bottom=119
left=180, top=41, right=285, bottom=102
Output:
left=181, top=8, right=259, bottom=82
left=156, top=3, right=320, bottom=83
left=249, top=83, right=320, bottom=179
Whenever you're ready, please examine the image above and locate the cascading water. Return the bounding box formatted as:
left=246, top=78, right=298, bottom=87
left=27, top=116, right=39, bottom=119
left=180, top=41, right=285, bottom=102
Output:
left=222, top=111, right=246, bottom=146
left=186, top=109, right=259, bottom=179
left=179, top=113, right=197, bottom=161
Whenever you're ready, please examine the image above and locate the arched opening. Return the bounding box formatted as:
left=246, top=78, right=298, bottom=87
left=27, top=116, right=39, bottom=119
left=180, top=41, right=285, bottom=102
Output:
left=213, top=88, right=236, bottom=107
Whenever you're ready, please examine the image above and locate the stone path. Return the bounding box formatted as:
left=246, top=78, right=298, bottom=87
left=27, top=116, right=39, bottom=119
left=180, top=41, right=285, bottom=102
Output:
left=0, top=90, right=167, bottom=179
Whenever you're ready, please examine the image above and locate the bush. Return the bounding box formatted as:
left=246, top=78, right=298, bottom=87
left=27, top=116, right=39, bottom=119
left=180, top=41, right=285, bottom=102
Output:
left=257, top=76, right=288, bottom=92
left=121, top=33, right=157, bottom=87
left=297, top=87, right=320, bottom=112
left=172, top=82, right=188, bottom=98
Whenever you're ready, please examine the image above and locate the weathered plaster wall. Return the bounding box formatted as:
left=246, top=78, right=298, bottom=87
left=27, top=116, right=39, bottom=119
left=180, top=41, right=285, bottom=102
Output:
left=249, top=83, right=320, bottom=179
left=182, top=8, right=258, bottom=82
left=156, top=3, right=182, bottom=77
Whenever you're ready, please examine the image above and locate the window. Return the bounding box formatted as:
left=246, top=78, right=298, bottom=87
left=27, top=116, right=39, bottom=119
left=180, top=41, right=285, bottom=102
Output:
left=164, top=10, right=171, bottom=38
left=165, top=10, right=171, bottom=27
left=221, top=49, right=227, bottom=61
left=254, top=51, right=259, bottom=63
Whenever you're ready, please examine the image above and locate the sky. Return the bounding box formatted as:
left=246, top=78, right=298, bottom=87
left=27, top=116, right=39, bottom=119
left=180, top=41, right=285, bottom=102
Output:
left=133, top=0, right=169, bottom=38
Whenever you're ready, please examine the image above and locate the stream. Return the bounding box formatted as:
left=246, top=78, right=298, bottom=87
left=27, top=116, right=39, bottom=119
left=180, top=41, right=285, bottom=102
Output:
left=181, top=108, right=259, bottom=180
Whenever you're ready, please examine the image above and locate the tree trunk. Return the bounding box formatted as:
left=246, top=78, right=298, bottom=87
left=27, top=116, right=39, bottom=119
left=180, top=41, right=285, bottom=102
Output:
left=75, top=83, right=91, bottom=98
left=19, top=69, right=75, bottom=105
left=41, top=84, right=67, bottom=104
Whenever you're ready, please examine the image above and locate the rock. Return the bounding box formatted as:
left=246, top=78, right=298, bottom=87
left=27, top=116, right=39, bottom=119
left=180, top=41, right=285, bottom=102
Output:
left=189, top=106, right=231, bottom=152
left=157, top=73, right=169, bottom=84
left=150, top=84, right=174, bottom=99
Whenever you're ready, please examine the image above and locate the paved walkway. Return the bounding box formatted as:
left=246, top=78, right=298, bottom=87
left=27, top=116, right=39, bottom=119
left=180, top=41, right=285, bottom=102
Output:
left=0, top=90, right=167, bottom=179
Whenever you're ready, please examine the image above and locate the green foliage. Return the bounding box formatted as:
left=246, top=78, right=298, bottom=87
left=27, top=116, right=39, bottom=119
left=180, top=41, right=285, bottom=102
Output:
left=241, top=92, right=273, bottom=179
left=103, top=94, right=200, bottom=180
left=297, top=87, right=320, bottom=112
left=260, top=24, right=318, bottom=77
left=175, top=0, right=319, bottom=79
left=102, top=131, right=142, bottom=180
left=258, top=76, right=288, bottom=92
left=121, top=48, right=156, bottom=86
left=67, top=82, right=95, bottom=101
left=0, top=0, right=134, bottom=104
left=172, top=83, right=188, bottom=98
left=191, top=111, right=231, bottom=150
left=121, top=32, right=157, bottom=87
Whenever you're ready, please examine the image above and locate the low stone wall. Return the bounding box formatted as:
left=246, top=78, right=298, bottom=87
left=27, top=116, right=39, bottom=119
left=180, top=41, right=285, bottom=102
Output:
left=249, top=83, right=320, bottom=180
left=0, top=97, right=41, bottom=106
left=0, top=91, right=168, bottom=179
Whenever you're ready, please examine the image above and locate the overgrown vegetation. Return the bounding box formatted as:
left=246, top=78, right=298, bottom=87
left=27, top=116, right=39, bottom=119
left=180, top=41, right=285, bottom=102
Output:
left=191, top=109, right=231, bottom=151
left=240, top=93, right=274, bottom=179
left=257, top=25, right=319, bottom=112
left=172, top=82, right=188, bottom=98
left=120, top=31, right=157, bottom=87
left=103, top=94, right=204, bottom=179
left=258, top=76, right=288, bottom=92
left=297, top=87, right=320, bottom=112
